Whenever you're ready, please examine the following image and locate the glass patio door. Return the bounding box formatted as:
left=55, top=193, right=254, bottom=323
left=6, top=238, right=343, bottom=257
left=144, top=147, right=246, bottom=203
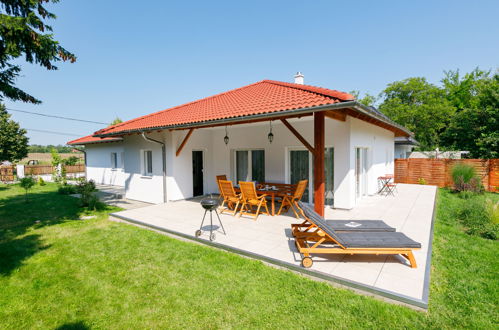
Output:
left=290, top=150, right=310, bottom=202
left=325, top=147, right=334, bottom=206
left=355, top=147, right=368, bottom=199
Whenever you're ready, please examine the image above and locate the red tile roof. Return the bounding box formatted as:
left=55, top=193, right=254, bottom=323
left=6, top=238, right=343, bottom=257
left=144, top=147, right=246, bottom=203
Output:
left=67, top=134, right=122, bottom=145
left=94, top=80, right=355, bottom=136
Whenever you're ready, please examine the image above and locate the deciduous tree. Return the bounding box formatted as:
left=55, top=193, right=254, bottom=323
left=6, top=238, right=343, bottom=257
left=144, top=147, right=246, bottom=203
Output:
left=0, top=103, right=28, bottom=161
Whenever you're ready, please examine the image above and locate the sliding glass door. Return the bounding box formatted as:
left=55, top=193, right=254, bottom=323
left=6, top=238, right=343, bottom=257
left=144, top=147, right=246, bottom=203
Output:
left=289, top=150, right=310, bottom=202
left=289, top=147, right=334, bottom=206
left=235, top=150, right=265, bottom=183
left=355, top=147, right=368, bottom=199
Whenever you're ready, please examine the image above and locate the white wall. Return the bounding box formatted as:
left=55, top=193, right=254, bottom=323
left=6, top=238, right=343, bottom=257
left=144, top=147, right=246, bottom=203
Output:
left=344, top=117, right=395, bottom=208
left=85, top=143, right=126, bottom=186
left=122, top=133, right=165, bottom=204
left=166, top=129, right=214, bottom=201
left=118, top=115, right=397, bottom=209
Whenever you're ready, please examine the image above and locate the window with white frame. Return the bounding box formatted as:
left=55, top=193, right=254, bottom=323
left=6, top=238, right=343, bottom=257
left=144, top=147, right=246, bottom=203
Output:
left=234, top=149, right=265, bottom=183
left=142, top=150, right=153, bottom=176
left=111, top=152, right=118, bottom=169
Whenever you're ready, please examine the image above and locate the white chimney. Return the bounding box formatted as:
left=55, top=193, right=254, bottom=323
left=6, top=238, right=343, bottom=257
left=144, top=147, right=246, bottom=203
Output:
left=294, top=72, right=304, bottom=84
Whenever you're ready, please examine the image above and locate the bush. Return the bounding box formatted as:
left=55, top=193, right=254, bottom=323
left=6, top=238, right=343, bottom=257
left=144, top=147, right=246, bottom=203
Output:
left=38, top=177, right=46, bottom=186
left=76, top=179, right=98, bottom=207
left=417, top=178, right=427, bottom=185
left=455, top=197, right=498, bottom=240
left=451, top=163, right=483, bottom=193
left=58, top=185, right=77, bottom=195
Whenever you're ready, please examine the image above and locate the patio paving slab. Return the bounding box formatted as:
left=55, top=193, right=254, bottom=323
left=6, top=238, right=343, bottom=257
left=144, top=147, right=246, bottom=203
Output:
left=110, top=183, right=437, bottom=309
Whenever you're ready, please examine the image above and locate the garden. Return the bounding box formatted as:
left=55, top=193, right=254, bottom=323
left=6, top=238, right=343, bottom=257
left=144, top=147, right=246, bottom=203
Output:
left=0, top=169, right=497, bottom=328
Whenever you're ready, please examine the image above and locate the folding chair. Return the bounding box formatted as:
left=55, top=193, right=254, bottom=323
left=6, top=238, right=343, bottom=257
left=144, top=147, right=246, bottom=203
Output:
left=277, top=179, right=308, bottom=218
left=218, top=180, right=242, bottom=216
left=238, top=181, right=270, bottom=220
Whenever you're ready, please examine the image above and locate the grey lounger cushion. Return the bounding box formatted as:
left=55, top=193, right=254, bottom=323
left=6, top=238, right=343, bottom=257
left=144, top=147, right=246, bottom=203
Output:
left=326, top=220, right=395, bottom=232
left=337, top=232, right=421, bottom=248
left=297, top=202, right=421, bottom=249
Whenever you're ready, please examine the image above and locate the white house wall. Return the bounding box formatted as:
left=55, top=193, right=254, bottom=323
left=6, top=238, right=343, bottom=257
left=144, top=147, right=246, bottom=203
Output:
left=166, top=129, right=214, bottom=201
left=347, top=117, right=395, bottom=208
left=85, top=143, right=126, bottom=186
left=122, top=133, right=165, bottom=204
left=118, top=116, right=396, bottom=208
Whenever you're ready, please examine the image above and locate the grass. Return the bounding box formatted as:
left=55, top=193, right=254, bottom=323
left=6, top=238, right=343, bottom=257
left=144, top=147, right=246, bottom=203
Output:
left=0, top=183, right=498, bottom=329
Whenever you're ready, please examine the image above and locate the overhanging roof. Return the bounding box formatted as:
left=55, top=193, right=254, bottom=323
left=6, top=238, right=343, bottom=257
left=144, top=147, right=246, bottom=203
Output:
left=93, top=79, right=412, bottom=138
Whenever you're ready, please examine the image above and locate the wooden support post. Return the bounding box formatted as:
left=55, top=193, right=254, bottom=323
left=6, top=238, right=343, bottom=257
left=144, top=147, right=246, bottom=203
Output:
left=280, top=119, right=316, bottom=155
left=176, top=128, right=194, bottom=157
left=314, top=112, right=325, bottom=216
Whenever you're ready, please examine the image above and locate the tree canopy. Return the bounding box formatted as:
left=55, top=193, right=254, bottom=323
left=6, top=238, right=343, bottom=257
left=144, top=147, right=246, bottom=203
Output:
left=0, top=103, right=28, bottom=161
left=0, top=0, right=76, bottom=104
left=372, top=68, right=498, bottom=158
left=110, top=117, right=123, bottom=126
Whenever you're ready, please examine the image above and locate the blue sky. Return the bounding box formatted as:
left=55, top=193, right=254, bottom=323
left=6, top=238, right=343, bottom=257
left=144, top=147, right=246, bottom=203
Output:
left=6, top=0, right=499, bottom=145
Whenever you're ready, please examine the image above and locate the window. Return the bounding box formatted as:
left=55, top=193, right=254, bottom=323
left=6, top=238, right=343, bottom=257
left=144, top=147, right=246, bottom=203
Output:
left=143, top=150, right=153, bottom=176
left=234, top=149, right=265, bottom=183
left=111, top=152, right=118, bottom=169
left=120, top=152, right=124, bottom=168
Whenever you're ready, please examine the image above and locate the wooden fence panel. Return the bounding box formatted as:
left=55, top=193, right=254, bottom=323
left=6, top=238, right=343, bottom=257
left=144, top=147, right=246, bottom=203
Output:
left=394, top=158, right=497, bottom=192
left=25, top=165, right=54, bottom=175
left=64, top=164, right=85, bottom=173
left=0, top=166, right=14, bottom=182
left=489, top=159, right=499, bottom=192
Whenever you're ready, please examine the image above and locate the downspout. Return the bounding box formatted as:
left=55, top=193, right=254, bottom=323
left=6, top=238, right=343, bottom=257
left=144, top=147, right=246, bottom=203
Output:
left=142, top=132, right=167, bottom=203
left=74, top=147, right=87, bottom=179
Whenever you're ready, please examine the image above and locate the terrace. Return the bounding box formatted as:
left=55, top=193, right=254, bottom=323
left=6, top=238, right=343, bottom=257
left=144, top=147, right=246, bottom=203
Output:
left=110, top=183, right=436, bottom=309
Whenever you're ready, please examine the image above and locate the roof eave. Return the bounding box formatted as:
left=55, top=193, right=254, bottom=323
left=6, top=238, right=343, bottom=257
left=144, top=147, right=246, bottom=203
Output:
left=94, top=101, right=412, bottom=138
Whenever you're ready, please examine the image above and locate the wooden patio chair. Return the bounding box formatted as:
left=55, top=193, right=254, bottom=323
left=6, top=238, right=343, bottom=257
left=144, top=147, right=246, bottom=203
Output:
left=238, top=181, right=270, bottom=220
left=294, top=201, right=421, bottom=269
left=292, top=201, right=395, bottom=238
left=277, top=179, right=308, bottom=218
left=218, top=180, right=241, bottom=216
left=216, top=175, right=227, bottom=200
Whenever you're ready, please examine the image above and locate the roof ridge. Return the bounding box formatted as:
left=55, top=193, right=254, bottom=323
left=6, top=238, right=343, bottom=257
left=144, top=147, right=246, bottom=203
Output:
left=263, top=79, right=354, bottom=101
left=95, top=80, right=268, bottom=135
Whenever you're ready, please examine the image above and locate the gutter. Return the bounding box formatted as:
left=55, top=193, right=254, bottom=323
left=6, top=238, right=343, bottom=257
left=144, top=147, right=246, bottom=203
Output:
left=94, top=101, right=413, bottom=138
left=141, top=132, right=167, bottom=203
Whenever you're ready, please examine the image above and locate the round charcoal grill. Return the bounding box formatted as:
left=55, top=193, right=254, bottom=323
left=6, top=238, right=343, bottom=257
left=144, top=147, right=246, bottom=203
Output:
left=195, top=197, right=226, bottom=241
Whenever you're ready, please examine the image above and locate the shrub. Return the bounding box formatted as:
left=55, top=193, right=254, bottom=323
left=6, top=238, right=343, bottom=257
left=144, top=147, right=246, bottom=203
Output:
left=58, top=184, right=77, bottom=195
left=451, top=163, right=483, bottom=193
left=19, top=176, right=36, bottom=202
left=38, top=177, right=46, bottom=186
left=77, top=179, right=98, bottom=207
left=417, top=178, right=427, bottom=185
left=455, top=197, right=498, bottom=240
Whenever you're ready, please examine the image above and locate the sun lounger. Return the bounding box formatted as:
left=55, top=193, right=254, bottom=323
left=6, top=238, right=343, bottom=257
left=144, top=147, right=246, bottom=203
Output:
left=292, top=202, right=395, bottom=236
left=294, top=201, right=421, bottom=268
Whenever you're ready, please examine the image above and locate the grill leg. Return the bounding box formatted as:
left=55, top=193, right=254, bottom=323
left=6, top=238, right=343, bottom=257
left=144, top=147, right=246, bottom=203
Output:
left=214, top=209, right=226, bottom=235
left=210, top=210, right=213, bottom=236
left=199, top=209, right=208, bottom=231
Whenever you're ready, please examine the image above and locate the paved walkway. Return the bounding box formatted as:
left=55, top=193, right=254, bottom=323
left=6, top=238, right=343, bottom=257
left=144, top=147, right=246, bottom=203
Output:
left=96, top=184, right=151, bottom=210
left=110, top=184, right=437, bottom=308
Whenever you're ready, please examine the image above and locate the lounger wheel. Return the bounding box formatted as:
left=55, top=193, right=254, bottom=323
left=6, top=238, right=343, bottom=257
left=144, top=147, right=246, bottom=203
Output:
left=301, top=257, right=313, bottom=268
left=195, top=230, right=202, bottom=237
left=209, top=233, right=216, bottom=241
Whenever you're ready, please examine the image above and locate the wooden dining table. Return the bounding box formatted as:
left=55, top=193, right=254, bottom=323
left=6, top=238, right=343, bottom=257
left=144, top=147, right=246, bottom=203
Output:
left=234, top=183, right=295, bottom=216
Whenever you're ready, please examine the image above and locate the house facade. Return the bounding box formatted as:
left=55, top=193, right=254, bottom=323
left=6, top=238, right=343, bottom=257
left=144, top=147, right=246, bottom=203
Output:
left=69, top=77, right=411, bottom=210
left=68, top=135, right=127, bottom=187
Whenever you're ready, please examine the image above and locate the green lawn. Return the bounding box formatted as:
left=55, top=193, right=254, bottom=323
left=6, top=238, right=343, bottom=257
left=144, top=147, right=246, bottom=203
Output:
left=0, top=183, right=497, bottom=329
